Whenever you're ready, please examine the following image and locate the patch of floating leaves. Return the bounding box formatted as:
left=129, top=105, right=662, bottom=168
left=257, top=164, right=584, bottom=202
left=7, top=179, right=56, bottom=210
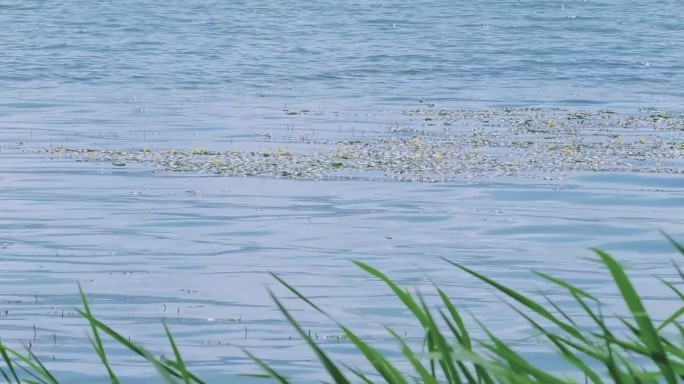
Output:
left=33, top=108, right=684, bottom=182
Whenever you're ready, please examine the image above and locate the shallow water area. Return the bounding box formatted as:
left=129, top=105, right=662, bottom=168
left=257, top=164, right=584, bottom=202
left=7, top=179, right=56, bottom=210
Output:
left=2, top=149, right=683, bottom=382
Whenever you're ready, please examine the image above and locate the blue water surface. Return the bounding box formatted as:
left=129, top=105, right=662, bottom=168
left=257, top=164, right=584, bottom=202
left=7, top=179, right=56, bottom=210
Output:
left=1, top=0, right=684, bottom=382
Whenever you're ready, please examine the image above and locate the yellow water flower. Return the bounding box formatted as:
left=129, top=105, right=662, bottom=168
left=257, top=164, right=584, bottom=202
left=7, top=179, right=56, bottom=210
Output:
left=433, top=153, right=443, bottom=163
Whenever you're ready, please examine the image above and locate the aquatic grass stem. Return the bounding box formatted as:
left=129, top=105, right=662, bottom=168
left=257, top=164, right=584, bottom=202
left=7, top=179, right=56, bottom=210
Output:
left=0, top=235, right=683, bottom=383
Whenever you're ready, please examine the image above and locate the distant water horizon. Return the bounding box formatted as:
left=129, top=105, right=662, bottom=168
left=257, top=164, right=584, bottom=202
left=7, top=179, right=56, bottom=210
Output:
left=2, top=0, right=684, bottom=109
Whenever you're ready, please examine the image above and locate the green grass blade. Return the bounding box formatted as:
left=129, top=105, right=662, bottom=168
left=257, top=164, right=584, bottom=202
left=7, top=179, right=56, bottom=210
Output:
left=340, top=363, right=375, bottom=384
left=616, top=316, right=649, bottom=347
left=662, top=232, right=684, bottom=256
left=353, top=261, right=428, bottom=327
left=508, top=304, right=604, bottom=384
left=661, top=304, right=684, bottom=330
left=339, top=325, right=409, bottom=384
left=538, top=290, right=578, bottom=329
left=480, top=334, right=567, bottom=384
left=75, top=308, right=204, bottom=383
left=268, top=290, right=351, bottom=384
left=272, top=272, right=412, bottom=381
left=436, top=310, right=483, bottom=384
left=24, top=348, right=59, bottom=384
left=444, top=258, right=589, bottom=344
left=598, top=308, right=628, bottom=384
left=662, top=343, right=684, bottom=364
left=573, top=294, right=644, bottom=362
left=439, top=309, right=475, bottom=383
left=270, top=273, right=329, bottom=316
left=672, top=262, right=684, bottom=284
left=658, top=278, right=684, bottom=331
left=0, top=345, right=56, bottom=384
left=272, top=272, right=409, bottom=382
left=88, top=329, right=179, bottom=384
left=0, top=369, right=12, bottom=384
left=164, top=323, right=191, bottom=384
left=77, top=284, right=120, bottom=384
left=387, top=329, right=439, bottom=384
left=243, top=349, right=291, bottom=384
left=593, top=248, right=675, bottom=383
left=534, top=271, right=598, bottom=302
left=436, top=288, right=471, bottom=349
left=142, top=353, right=180, bottom=383
left=573, top=293, right=605, bottom=330
left=416, top=294, right=460, bottom=384
left=13, top=362, right=49, bottom=384
left=0, top=346, right=21, bottom=383
left=661, top=276, right=684, bottom=301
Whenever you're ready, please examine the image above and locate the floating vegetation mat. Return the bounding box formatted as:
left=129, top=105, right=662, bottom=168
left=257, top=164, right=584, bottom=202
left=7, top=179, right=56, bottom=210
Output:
left=26, top=108, right=684, bottom=181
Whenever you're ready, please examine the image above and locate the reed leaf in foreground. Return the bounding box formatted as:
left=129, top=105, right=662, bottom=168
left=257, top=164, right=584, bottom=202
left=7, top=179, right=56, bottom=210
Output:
left=252, top=235, right=684, bottom=383
left=0, top=236, right=683, bottom=383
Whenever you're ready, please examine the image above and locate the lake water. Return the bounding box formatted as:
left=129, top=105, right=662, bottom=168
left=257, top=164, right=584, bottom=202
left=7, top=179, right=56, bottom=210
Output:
left=1, top=0, right=684, bottom=382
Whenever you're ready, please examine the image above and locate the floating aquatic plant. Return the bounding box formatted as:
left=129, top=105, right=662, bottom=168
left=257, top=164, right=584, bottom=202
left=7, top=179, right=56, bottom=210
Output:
left=24, top=108, right=682, bottom=182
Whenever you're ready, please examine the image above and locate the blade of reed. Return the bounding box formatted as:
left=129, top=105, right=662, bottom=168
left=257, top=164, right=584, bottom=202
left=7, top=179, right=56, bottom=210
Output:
left=593, top=249, right=675, bottom=383
left=353, top=261, right=428, bottom=327
left=417, top=294, right=459, bottom=383
left=0, top=346, right=21, bottom=383
left=0, top=370, right=13, bottom=384
left=434, top=295, right=495, bottom=384
left=24, top=348, right=59, bottom=384
left=387, top=329, right=439, bottom=384
left=436, top=310, right=480, bottom=384
left=436, top=288, right=471, bottom=349
left=444, top=258, right=589, bottom=344
left=538, top=290, right=578, bottom=330
left=15, top=361, right=49, bottom=384
left=77, top=284, right=119, bottom=384
left=243, top=349, right=291, bottom=384
left=534, top=271, right=597, bottom=301
left=0, top=344, right=56, bottom=384
left=268, top=290, right=351, bottom=384
left=597, top=306, right=628, bottom=384
left=479, top=328, right=568, bottom=384
left=75, top=308, right=203, bottom=383
left=280, top=263, right=440, bottom=380
left=271, top=272, right=408, bottom=382
left=674, top=262, right=684, bottom=284
left=662, top=344, right=684, bottom=366
left=658, top=277, right=684, bottom=331
left=163, top=323, right=191, bottom=384
left=340, top=363, right=375, bottom=384
left=508, top=304, right=604, bottom=384
left=338, top=325, right=410, bottom=384
left=270, top=273, right=328, bottom=315
left=662, top=233, right=684, bottom=256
